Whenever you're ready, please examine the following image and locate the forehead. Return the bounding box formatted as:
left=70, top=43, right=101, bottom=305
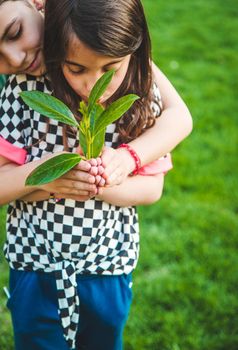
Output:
left=0, top=0, right=29, bottom=8
left=66, top=35, right=116, bottom=64
left=0, top=1, right=33, bottom=33
left=0, top=1, right=32, bottom=17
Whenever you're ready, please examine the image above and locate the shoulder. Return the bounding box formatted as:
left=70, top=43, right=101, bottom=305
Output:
left=0, top=74, right=52, bottom=114
left=0, top=74, right=51, bottom=125
left=4, top=74, right=51, bottom=95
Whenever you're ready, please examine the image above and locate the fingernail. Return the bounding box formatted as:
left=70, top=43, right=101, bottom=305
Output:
left=91, top=166, right=98, bottom=175
left=96, top=157, right=102, bottom=165
left=95, top=176, right=99, bottom=183
left=89, top=176, right=96, bottom=183
left=89, top=159, right=97, bottom=166
left=97, top=166, right=104, bottom=175
left=99, top=178, right=106, bottom=187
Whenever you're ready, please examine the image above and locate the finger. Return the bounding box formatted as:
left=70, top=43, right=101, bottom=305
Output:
left=102, top=160, right=119, bottom=179
left=96, top=157, right=102, bottom=166
left=58, top=180, right=98, bottom=193
left=98, top=165, right=104, bottom=175
left=89, top=158, right=98, bottom=166
left=95, top=175, right=102, bottom=185
left=89, top=191, right=96, bottom=197
left=97, top=177, right=105, bottom=187
left=74, top=160, right=91, bottom=172
left=63, top=169, right=96, bottom=183
left=106, top=168, right=124, bottom=186
left=90, top=166, right=98, bottom=176
left=63, top=173, right=96, bottom=184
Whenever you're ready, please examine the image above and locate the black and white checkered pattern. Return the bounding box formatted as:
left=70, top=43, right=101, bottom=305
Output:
left=0, top=74, right=162, bottom=349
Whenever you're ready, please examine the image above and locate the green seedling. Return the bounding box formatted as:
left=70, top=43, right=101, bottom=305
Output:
left=20, top=70, right=139, bottom=186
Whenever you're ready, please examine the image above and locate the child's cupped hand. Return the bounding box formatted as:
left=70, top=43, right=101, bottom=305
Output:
left=72, top=144, right=134, bottom=197
left=88, top=158, right=105, bottom=188
left=100, top=146, right=135, bottom=187
left=39, top=159, right=99, bottom=201
left=76, top=145, right=106, bottom=191
left=37, top=144, right=133, bottom=201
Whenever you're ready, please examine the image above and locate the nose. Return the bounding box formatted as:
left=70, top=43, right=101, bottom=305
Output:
left=3, top=46, right=26, bottom=69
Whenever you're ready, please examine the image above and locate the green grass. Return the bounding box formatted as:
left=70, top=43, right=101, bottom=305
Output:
left=0, top=0, right=238, bottom=349
left=0, top=207, right=13, bottom=349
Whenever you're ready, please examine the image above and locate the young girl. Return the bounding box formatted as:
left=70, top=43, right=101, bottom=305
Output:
left=0, top=1, right=192, bottom=350
left=0, top=0, right=192, bottom=190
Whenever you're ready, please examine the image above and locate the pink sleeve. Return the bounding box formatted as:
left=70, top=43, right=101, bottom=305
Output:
left=0, top=136, right=27, bottom=165
left=137, top=153, right=173, bottom=176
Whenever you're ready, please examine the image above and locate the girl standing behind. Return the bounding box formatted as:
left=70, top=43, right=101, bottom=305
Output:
left=0, top=0, right=192, bottom=193
left=0, top=1, right=191, bottom=350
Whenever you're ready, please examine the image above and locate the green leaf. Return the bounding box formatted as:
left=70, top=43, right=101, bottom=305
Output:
left=20, top=91, right=78, bottom=128
left=79, top=129, right=87, bottom=157
left=94, top=94, right=139, bottom=135
left=78, top=100, right=88, bottom=117
left=89, top=103, right=104, bottom=133
left=88, top=70, right=114, bottom=114
left=25, top=153, right=81, bottom=186
left=91, top=128, right=106, bottom=158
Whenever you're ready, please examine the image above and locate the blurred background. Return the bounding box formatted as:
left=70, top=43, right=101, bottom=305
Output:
left=0, top=0, right=237, bottom=349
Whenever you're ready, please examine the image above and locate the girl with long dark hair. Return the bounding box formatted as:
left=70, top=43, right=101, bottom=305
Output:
left=0, top=1, right=192, bottom=349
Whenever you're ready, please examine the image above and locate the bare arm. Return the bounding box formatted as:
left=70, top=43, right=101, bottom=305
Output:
left=96, top=174, right=164, bottom=207
left=0, top=155, right=49, bottom=205
left=20, top=174, right=164, bottom=206
left=129, top=63, right=193, bottom=166
left=0, top=153, right=98, bottom=206
left=102, top=63, right=192, bottom=185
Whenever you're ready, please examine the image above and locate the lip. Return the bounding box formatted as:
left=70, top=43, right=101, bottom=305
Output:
left=25, top=50, right=41, bottom=73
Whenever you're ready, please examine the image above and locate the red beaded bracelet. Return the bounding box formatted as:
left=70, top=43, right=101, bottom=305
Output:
left=118, top=143, right=141, bottom=176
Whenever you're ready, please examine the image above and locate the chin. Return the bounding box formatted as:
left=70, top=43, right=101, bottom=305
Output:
left=27, top=65, right=46, bottom=77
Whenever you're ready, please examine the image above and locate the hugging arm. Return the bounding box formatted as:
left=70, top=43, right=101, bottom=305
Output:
left=0, top=75, right=100, bottom=205
left=97, top=173, right=164, bottom=207
left=101, top=62, right=192, bottom=186
left=0, top=154, right=99, bottom=205
left=130, top=62, right=193, bottom=164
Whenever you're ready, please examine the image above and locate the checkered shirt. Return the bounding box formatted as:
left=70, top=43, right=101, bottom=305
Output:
left=0, top=74, right=162, bottom=349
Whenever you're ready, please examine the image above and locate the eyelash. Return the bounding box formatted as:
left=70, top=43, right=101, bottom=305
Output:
left=8, top=25, right=22, bottom=41
left=68, top=68, right=84, bottom=75
left=67, top=67, right=119, bottom=76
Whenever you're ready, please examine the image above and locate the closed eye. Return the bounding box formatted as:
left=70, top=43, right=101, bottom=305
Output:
left=8, top=24, right=22, bottom=41
left=68, top=67, right=84, bottom=75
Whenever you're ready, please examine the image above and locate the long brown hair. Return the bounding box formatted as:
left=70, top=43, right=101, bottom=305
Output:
left=44, top=0, right=156, bottom=144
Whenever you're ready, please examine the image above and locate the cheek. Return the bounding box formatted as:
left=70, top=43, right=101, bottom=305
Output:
left=26, top=14, right=44, bottom=48
left=23, top=33, right=41, bottom=49
left=108, top=73, right=127, bottom=96
left=63, top=70, right=82, bottom=93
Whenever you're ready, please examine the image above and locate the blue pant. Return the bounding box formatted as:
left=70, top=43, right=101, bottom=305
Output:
left=7, top=269, right=133, bottom=350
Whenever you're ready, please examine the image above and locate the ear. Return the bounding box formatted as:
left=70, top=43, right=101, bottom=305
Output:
left=32, top=0, right=45, bottom=11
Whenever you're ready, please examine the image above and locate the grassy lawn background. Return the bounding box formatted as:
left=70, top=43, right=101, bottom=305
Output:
left=0, top=0, right=237, bottom=349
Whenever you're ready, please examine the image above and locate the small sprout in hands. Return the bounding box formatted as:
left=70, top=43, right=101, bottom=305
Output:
left=20, top=70, right=139, bottom=187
